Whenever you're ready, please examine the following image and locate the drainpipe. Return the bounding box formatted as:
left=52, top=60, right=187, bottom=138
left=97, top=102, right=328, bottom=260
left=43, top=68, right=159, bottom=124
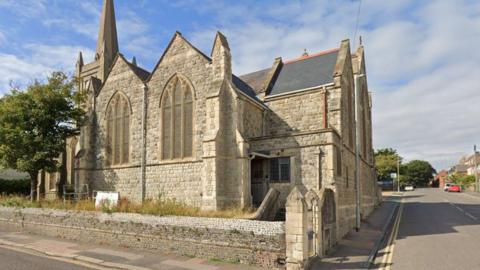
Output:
left=354, top=73, right=365, bottom=232
left=141, top=84, right=148, bottom=202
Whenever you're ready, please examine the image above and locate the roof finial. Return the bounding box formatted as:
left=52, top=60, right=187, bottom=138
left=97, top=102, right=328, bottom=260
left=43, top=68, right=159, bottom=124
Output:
left=302, top=48, right=309, bottom=57
left=359, top=35, right=363, bottom=46
left=131, top=56, right=137, bottom=66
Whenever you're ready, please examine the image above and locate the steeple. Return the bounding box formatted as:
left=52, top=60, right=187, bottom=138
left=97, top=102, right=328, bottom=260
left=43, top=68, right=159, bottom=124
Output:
left=93, top=0, right=119, bottom=82
left=77, top=51, right=84, bottom=67
left=96, top=0, right=119, bottom=60
left=75, top=51, right=84, bottom=77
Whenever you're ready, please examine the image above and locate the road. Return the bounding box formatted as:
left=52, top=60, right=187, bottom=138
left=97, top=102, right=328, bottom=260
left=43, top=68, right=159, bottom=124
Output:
left=387, top=188, right=480, bottom=270
left=0, top=246, right=95, bottom=270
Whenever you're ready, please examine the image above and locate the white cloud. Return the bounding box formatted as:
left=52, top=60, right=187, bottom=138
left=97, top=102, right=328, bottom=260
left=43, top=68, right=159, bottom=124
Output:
left=0, top=45, right=94, bottom=93
left=0, top=0, right=47, bottom=18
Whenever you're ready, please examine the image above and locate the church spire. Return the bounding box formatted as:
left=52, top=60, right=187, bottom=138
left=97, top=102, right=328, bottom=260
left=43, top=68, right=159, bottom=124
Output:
left=77, top=51, right=84, bottom=67
left=96, top=0, right=119, bottom=60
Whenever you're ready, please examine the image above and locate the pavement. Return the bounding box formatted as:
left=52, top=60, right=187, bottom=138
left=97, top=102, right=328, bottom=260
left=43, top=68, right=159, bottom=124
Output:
left=377, top=188, right=480, bottom=270
left=0, top=246, right=94, bottom=270
left=0, top=228, right=263, bottom=270
left=310, top=192, right=402, bottom=270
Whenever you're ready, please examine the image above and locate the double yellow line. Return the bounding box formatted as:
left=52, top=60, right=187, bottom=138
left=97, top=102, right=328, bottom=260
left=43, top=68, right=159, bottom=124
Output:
left=381, top=198, right=404, bottom=270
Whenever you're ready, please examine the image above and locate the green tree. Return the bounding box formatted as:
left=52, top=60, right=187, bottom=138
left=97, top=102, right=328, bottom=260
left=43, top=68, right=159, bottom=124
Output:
left=449, top=173, right=475, bottom=187
left=403, top=160, right=436, bottom=186
left=0, top=72, right=84, bottom=200
left=374, top=148, right=402, bottom=182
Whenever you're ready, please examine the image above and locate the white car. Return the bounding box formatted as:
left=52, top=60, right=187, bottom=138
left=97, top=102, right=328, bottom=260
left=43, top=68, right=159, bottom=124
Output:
left=405, top=185, right=415, bottom=191
left=443, top=183, right=452, bottom=191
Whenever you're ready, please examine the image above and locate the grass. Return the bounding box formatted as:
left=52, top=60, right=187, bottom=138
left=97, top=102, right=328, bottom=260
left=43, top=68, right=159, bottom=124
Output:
left=0, top=195, right=255, bottom=219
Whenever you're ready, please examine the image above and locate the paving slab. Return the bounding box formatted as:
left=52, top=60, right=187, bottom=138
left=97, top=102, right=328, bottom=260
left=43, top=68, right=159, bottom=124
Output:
left=310, top=194, right=400, bottom=270
left=0, top=227, right=265, bottom=270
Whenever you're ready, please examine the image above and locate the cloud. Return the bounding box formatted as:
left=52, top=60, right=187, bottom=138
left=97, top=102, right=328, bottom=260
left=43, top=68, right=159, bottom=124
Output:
left=39, top=1, right=157, bottom=65
left=0, top=44, right=94, bottom=93
left=0, top=0, right=47, bottom=18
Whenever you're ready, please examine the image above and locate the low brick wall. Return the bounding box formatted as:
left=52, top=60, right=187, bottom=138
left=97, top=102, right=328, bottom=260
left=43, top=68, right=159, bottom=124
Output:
left=0, top=207, right=286, bottom=268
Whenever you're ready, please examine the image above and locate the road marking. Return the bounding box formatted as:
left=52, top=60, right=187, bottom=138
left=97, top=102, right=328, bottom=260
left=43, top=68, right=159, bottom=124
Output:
left=380, top=198, right=404, bottom=270
left=442, top=198, right=478, bottom=221
left=465, top=212, right=478, bottom=221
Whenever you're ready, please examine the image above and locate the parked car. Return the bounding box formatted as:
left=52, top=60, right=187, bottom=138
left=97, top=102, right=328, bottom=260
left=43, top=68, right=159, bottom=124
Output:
left=405, top=185, right=415, bottom=191
left=444, top=183, right=452, bottom=191
left=447, top=185, right=461, bottom=192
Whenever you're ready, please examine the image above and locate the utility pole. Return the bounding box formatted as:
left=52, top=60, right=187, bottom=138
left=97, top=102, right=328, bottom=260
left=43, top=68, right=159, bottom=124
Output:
left=354, top=73, right=365, bottom=232
left=397, top=158, right=401, bottom=193
left=474, top=145, right=479, bottom=192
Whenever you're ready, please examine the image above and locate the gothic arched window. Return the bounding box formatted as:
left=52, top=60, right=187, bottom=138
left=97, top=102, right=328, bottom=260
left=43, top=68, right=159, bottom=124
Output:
left=106, top=93, right=130, bottom=166
left=161, top=76, right=194, bottom=160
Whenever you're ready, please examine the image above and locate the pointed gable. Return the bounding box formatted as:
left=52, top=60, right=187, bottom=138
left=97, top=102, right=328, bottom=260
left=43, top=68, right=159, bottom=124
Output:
left=147, top=32, right=211, bottom=82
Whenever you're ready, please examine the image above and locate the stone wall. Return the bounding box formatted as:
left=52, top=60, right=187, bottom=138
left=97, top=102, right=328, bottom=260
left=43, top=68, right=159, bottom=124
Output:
left=265, top=89, right=327, bottom=136
left=0, top=207, right=286, bottom=269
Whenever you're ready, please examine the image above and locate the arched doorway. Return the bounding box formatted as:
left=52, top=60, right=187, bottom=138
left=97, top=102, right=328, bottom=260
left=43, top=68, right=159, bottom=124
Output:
left=322, top=189, right=336, bottom=253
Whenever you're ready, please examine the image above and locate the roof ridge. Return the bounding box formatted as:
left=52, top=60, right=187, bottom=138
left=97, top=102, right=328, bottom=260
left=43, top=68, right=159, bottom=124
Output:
left=284, top=48, right=339, bottom=65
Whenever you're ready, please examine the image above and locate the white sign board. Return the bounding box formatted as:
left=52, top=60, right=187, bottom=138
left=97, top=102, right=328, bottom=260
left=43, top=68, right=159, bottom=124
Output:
left=390, top=173, right=398, bottom=179
left=95, top=191, right=119, bottom=209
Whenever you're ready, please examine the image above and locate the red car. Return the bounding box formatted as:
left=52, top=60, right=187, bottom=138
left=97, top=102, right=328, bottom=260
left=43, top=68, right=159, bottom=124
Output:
left=448, top=185, right=461, bottom=192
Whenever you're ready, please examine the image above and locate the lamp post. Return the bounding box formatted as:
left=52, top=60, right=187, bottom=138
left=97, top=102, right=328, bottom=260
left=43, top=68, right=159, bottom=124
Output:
left=474, top=145, right=479, bottom=192
left=397, top=158, right=401, bottom=192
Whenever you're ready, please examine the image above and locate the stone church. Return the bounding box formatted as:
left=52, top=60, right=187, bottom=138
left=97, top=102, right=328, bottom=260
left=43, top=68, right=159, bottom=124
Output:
left=42, top=0, right=379, bottom=237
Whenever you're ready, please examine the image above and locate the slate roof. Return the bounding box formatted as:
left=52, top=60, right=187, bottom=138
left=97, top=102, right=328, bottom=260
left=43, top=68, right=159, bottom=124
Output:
left=232, top=75, right=263, bottom=102
left=238, top=48, right=339, bottom=97
left=238, top=68, right=271, bottom=94
left=269, top=49, right=338, bottom=95
left=126, top=61, right=151, bottom=81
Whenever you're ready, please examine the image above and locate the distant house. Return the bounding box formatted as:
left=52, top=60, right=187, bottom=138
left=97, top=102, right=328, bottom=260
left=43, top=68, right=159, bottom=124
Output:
left=465, top=153, right=480, bottom=177
left=0, top=169, right=29, bottom=180
left=433, top=170, right=448, bottom=188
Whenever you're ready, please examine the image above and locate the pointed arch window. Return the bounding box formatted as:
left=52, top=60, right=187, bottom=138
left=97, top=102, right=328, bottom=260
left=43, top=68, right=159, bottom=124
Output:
left=106, top=93, right=130, bottom=166
left=161, top=76, right=194, bottom=160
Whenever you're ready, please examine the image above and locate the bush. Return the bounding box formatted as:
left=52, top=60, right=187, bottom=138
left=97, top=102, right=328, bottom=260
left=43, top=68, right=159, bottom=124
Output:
left=0, top=178, right=30, bottom=195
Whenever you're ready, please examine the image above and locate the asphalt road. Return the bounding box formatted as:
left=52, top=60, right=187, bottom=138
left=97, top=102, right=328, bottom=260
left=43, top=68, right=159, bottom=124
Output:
left=0, top=246, right=94, bottom=270
left=390, top=188, right=480, bottom=270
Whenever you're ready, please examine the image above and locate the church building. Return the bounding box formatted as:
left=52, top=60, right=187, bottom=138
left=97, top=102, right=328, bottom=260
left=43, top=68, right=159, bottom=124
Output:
left=45, top=0, right=379, bottom=238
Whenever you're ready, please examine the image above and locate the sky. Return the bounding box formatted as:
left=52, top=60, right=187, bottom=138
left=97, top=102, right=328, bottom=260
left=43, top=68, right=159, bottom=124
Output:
left=0, top=0, right=479, bottom=170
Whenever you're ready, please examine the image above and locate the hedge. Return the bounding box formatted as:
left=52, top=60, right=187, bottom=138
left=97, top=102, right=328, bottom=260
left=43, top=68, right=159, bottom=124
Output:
left=0, top=178, right=30, bottom=195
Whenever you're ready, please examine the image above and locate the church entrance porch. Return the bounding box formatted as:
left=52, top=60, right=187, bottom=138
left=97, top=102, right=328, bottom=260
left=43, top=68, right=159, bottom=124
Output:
left=251, top=157, right=269, bottom=207
left=250, top=152, right=292, bottom=208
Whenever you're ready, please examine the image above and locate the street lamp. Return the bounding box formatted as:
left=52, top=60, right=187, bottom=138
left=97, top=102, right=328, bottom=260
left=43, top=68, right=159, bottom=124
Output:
left=474, top=145, right=479, bottom=192
left=397, top=158, right=401, bottom=192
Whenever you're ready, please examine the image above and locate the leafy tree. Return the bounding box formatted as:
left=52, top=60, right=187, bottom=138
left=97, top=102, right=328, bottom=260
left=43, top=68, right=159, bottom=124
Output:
left=374, top=148, right=402, bottom=182
left=402, top=160, right=436, bottom=186
left=449, top=173, right=475, bottom=187
left=0, top=72, right=84, bottom=200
